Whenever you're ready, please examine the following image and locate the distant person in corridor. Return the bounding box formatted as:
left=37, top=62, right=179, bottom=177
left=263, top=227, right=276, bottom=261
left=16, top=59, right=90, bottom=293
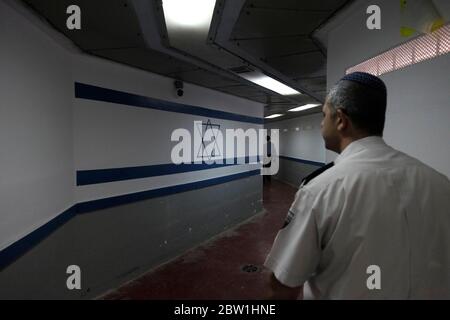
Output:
left=263, top=135, right=275, bottom=183
left=264, top=72, right=450, bottom=299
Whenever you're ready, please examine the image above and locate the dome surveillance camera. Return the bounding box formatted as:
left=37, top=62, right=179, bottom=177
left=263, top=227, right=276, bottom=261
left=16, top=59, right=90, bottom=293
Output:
left=174, top=80, right=184, bottom=97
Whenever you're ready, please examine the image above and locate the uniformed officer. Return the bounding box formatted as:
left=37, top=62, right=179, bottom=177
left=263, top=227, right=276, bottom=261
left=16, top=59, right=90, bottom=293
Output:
left=264, top=72, right=450, bottom=299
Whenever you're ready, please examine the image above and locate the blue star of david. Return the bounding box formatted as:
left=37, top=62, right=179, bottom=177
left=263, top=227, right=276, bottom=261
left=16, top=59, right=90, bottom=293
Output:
left=196, top=119, right=221, bottom=160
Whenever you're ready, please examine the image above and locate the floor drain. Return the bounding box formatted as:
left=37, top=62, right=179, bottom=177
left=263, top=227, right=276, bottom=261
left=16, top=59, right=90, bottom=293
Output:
left=241, top=264, right=260, bottom=273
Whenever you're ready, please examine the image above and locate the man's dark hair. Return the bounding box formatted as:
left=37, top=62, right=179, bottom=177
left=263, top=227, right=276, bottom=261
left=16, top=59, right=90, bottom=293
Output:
left=327, top=72, right=387, bottom=136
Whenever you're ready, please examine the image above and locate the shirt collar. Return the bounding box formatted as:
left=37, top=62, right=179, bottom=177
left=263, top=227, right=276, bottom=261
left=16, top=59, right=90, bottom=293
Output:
left=334, top=136, right=386, bottom=165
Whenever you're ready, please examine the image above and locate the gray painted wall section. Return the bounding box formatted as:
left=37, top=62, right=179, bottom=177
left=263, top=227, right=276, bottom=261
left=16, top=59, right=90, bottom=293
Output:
left=0, top=175, right=262, bottom=299
left=274, top=158, right=321, bottom=189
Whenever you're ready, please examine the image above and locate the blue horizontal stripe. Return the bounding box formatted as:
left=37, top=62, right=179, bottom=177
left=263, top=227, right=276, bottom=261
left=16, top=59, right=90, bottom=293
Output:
left=279, top=155, right=325, bottom=167
left=0, top=170, right=260, bottom=269
left=75, top=82, right=264, bottom=124
left=0, top=206, right=77, bottom=270
left=77, top=156, right=260, bottom=186
left=76, top=169, right=260, bottom=214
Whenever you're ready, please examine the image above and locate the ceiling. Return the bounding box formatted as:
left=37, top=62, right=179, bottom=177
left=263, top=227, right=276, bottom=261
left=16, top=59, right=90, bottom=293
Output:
left=22, top=0, right=353, bottom=122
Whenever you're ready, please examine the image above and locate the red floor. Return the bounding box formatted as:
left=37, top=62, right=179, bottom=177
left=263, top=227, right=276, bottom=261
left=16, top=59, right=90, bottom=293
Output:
left=102, top=179, right=297, bottom=300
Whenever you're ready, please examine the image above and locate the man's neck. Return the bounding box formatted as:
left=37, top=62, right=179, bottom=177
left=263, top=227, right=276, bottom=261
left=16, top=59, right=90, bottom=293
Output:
left=337, top=133, right=373, bottom=154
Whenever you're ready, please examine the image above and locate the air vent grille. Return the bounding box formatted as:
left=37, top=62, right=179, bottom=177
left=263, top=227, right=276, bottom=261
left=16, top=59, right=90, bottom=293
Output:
left=347, top=24, right=450, bottom=76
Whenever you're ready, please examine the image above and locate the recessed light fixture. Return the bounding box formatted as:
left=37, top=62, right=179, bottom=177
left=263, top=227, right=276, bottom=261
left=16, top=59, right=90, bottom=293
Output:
left=240, top=72, right=301, bottom=96
left=265, top=114, right=283, bottom=119
left=162, top=0, right=216, bottom=28
left=288, top=104, right=321, bottom=112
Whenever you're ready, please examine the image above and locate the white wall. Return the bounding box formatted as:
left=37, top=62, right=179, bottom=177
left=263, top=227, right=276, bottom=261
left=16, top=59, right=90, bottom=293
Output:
left=72, top=53, right=262, bottom=170
left=326, top=0, right=450, bottom=178
left=72, top=54, right=263, bottom=203
left=0, top=0, right=264, bottom=252
left=265, top=114, right=325, bottom=163
left=0, top=0, right=74, bottom=251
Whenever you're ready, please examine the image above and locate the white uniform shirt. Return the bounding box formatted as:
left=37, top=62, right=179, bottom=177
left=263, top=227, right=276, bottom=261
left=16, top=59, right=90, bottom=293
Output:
left=264, top=136, right=450, bottom=299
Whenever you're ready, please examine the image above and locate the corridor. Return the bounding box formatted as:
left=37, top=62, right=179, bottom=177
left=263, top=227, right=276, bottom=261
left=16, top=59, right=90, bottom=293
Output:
left=102, top=180, right=297, bottom=299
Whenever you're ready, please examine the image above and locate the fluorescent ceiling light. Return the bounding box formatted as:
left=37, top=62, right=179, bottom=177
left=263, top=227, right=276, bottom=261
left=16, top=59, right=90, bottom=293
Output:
left=162, top=0, right=216, bottom=28
left=288, top=104, right=321, bottom=112
left=265, top=114, right=283, bottom=119
left=241, top=72, right=301, bottom=96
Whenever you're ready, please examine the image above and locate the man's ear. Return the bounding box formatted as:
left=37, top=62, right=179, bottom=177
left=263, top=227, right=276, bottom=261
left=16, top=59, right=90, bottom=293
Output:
left=335, top=109, right=349, bottom=132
